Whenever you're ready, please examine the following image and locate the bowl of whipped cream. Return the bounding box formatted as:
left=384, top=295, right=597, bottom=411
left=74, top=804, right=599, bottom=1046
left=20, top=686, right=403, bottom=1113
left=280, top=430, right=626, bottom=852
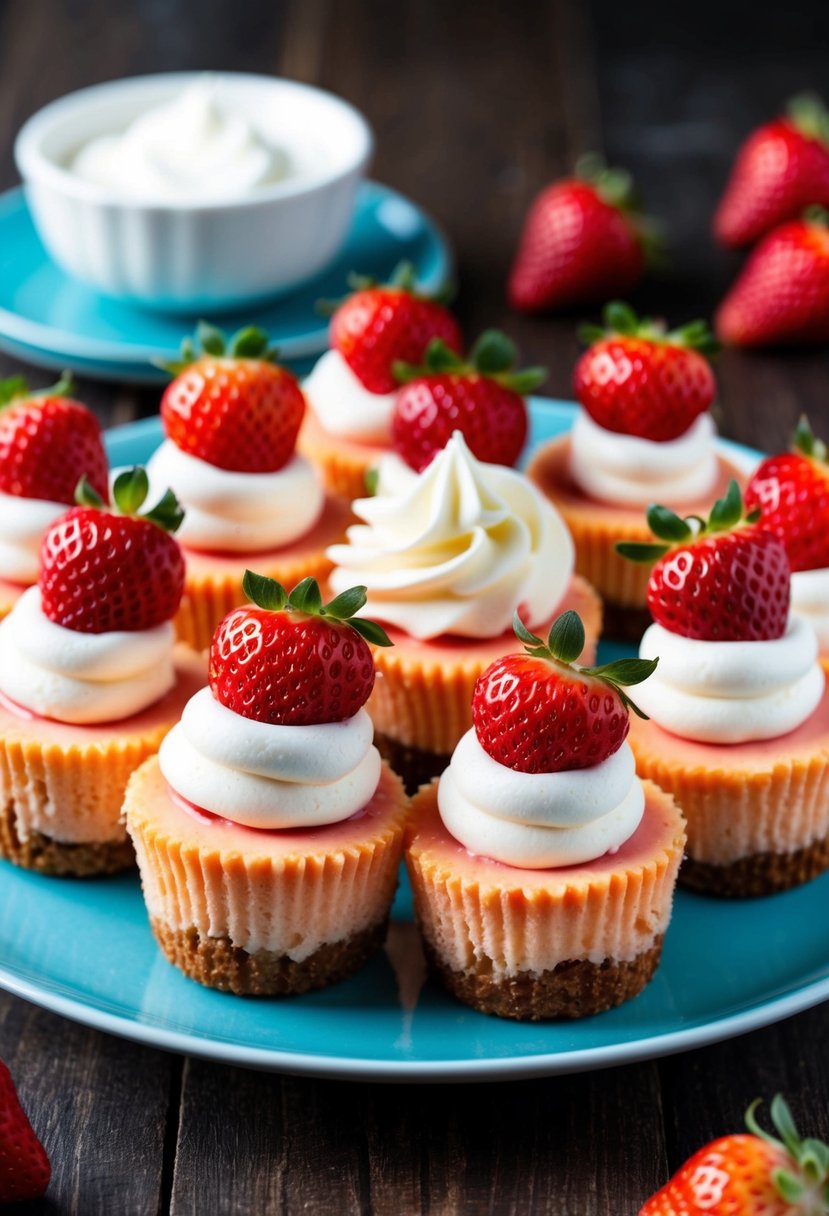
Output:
left=14, top=72, right=374, bottom=312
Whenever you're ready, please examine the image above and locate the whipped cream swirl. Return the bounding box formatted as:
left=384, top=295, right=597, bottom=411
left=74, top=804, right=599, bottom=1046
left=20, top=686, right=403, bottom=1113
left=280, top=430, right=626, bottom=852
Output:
left=303, top=350, right=397, bottom=442
left=327, top=433, right=575, bottom=639
left=791, top=568, right=829, bottom=651
left=569, top=409, right=719, bottom=507
left=0, top=491, right=66, bottom=584
left=146, top=441, right=324, bottom=553
left=636, top=617, right=825, bottom=743
left=438, top=731, right=644, bottom=868
left=0, top=586, right=175, bottom=724
left=159, top=688, right=381, bottom=829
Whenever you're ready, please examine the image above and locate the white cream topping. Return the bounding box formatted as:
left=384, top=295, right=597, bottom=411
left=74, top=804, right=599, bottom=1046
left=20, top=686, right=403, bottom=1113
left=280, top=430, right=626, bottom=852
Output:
left=437, top=731, right=644, bottom=868
left=569, top=409, right=719, bottom=506
left=791, top=568, right=829, bottom=651
left=0, top=586, right=175, bottom=724
left=327, top=432, right=575, bottom=639
left=303, top=349, right=398, bottom=442
left=636, top=618, right=825, bottom=744
left=159, top=688, right=380, bottom=829
left=70, top=81, right=291, bottom=202
left=146, top=440, right=324, bottom=553
left=0, top=491, right=66, bottom=584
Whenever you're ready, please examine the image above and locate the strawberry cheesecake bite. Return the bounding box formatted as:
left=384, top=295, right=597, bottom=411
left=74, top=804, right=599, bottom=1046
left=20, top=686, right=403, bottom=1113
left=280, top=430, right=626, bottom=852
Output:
left=147, top=323, right=353, bottom=652
left=299, top=264, right=463, bottom=499
left=527, top=303, right=745, bottom=637
left=0, top=374, right=108, bottom=620
left=406, top=611, right=686, bottom=1020
left=326, top=431, right=602, bottom=788
left=125, top=575, right=409, bottom=996
left=620, top=482, right=829, bottom=897
left=0, top=469, right=203, bottom=877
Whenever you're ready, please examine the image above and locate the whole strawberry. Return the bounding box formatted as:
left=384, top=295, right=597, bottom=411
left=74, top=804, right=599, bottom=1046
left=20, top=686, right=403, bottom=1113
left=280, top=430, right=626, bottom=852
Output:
left=39, top=468, right=185, bottom=634
left=209, top=572, right=391, bottom=726
left=331, top=262, right=463, bottom=394
left=640, top=1095, right=829, bottom=1215
left=472, top=610, right=656, bottom=773
left=0, top=1059, right=51, bottom=1204
left=714, top=94, right=829, bottom=249
left=618, top=481, right=791, bottom=641
left=0, top=373, right=108, bottom=503
left=575, top=302, right=718, bottom=442
left=715, top=213, right=829, bottom=347
left=161, top=323, right=305, bottom=473
left=390, top=330, right=544, bottom=471
left=745, top=417, right=829, bottom=571
left=507, top=157, right=653, bottom=313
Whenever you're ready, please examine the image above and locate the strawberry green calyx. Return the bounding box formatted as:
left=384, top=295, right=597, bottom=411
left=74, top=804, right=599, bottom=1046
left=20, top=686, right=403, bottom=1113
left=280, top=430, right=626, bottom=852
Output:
left=579, top=301, right=719, bottom=355
left=616, top=479, right=759, bottom=565
left=574, top=157, right=664, bottom=265
left=75, top=466, right=185, bottom=533
left=0, top=371, right=75, bottom=410
left=393, top=330, right=546, bottom=395
left=318, top=261, right=456, bottom=315
left=159, top=321, right=279, bottom=376
left=745, top=1095, right=829, bottom=1210
left=793, top=414, right=829, bottom=463
left=241, top=571, right=393, bottom=648
left=512, top=609, right=657, bottom=719
left=787, top=92, right=829, bottom=146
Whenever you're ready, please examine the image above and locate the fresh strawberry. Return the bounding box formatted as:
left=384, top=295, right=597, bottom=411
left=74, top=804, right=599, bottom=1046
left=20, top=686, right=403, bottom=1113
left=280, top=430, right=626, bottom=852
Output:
left=640, top=1095, right=829, bottom=1215
left=715, top=213, right=829, bottom=346
left=330, top=262, right=463, bottom=394
left=0, top=373, right=107, bottom=503
left=507, top=157, right=654, bottom=313
left=39, top=468, right=185, bottom=634
left=745, top=417, right=829, bottom=571
left=160, top=323, right=305, bottom=473
left=714, top=94, right=829, bottom=249
left=390, top=330, right=543, bottom=471
left=574, top=302, right=717, bottom=442
left=0, top=1059, right=51, bottom=1204
left=471, top=610, right=656, bottom=773
left=618, top=481, right=791, bottom=641
left=209, top=573, right=391, bottom=726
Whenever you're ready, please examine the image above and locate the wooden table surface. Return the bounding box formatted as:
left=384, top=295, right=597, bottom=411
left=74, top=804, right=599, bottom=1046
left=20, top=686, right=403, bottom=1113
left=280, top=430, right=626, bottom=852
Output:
left=1, top=2, right=828, bottom=1212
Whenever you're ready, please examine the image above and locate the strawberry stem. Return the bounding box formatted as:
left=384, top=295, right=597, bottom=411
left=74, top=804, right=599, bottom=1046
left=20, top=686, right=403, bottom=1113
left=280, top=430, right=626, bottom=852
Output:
left=393, top=331, right=546, bottom=393
left=75, top=467, right=185, bottom=533
left=581, top=301, right=719, bottom=354
left=617, top=480, right=758, bottom=565
left=157, top=323, right=278, bottom=376
left=241, top=572, right=393, bottom=647
left=745, top=1096, right=829, bottom=1209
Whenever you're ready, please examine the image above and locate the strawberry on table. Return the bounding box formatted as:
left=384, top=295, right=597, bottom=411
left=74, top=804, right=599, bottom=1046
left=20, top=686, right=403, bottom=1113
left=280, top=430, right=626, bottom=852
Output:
left=714, top=93, right=829, bottom=249
left=745, top=417, right=829, bottom=572
left=575, top=301, right=718, bottom=442
left=640, top=1095, right=829, bottom=1215
left=0, top=1058, right=51, bottom=1204
left=390, top=330, right=544, bottom=471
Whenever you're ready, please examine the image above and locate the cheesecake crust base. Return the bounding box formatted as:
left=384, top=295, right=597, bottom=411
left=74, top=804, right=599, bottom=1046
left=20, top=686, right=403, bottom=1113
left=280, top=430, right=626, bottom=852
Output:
left=680, top=836, right=829, bottom=898
left=0, top=814, right=133, bottom=877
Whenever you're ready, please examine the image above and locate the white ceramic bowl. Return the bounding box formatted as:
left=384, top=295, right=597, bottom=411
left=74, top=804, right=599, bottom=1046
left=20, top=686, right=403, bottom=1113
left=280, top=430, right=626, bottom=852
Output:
left=15, top=72, right=374, bottom=313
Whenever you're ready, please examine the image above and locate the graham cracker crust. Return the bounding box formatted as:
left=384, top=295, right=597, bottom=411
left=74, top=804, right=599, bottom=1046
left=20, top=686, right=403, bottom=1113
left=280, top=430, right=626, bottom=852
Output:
left=680, top=835, right=829, bottom=898
left=374, top=733, right=450, bottom=795
left=0, top=811, right=134, bottom=877
left=152, top=917, right=389, bottom=996
left=424, top=936, right=664, bottom=1021
left=600, top=602, right=652, bottom=645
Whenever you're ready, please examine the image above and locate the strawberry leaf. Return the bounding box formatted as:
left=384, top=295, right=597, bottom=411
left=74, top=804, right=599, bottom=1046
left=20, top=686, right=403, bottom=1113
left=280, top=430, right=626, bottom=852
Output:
left=547, top=610, right=585, bottom=663
left=389, top=260, right=418, bottom=292
left=242, top=570, right=288, bottom=611
left=75, top=475, right=105, bottom=509
left=585, top=656, right=658, bottom=686
left=793, top=414, right=829, bottom=462
left=229, top=326, right=272, bottom=360
left=364, top=467, right=379, bottom=496
left=616, top=541, right=671, bottom=563
left=503, top=368, right=547, bottom=394
left=772, top=1170, right=805, bottom=1204
left=513, top=612, right=544, bottom=649
left=646, top=504, right=693, bottom=543
left=425, top=339, right=466, bottom=373
left=112, top=466, right=149, bottom=516
left=349, top=617, right=393, bottom=647
left=708, top=479, right=743, bottom=531
left=604, top=300, right=639, bottom=335
left=289, top=577, right=323, bottom=615
left=324, top=586, right=368, bottom=619
left=0, top=375, right=29, bottom=407
left=143, top=489, right=185, bottom=533
left=470, top=330, right=516, bottom=375
left=197, top=321, right=227, bottom=357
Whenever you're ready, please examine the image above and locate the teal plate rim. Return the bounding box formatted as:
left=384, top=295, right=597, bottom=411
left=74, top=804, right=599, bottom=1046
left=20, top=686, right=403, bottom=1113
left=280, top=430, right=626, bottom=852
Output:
left=0, top=398, right=825, bottom=1083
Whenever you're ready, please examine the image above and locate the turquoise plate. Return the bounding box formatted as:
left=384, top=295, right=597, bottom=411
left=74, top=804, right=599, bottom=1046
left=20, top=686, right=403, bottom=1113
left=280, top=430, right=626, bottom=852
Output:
left=0, top=400, right=825, bottom=1081
left=0, top=183, right=452, bottom=383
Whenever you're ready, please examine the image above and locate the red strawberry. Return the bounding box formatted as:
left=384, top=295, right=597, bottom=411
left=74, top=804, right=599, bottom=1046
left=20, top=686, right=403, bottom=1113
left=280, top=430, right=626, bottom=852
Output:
left=331, top=263, right=463, bottom=394
left=715, top=214, right=829, bottom=347
left=0, top=373, right=107, bottom=503
left=745, top=417, right=829, bottom=571
left=471, top=610, right=656, bottom=774
left=618, top=481, right=791, bottom=641
left=640, top=1095, right=829, bottom=1215
left=209, top=573, right=391, bottom=726
left=0, top=1059, right=51, bottom=1204
left=161, top=323, right=305, bottom=473
left=507, top=158, right=652, bottom=313
left=574, top=302, right=717, bottom=442
left=390, top=331, right=544, bottom=471
left=714, top=94, right=829, bottom=249
left=39, top=468, right=185, bottom=634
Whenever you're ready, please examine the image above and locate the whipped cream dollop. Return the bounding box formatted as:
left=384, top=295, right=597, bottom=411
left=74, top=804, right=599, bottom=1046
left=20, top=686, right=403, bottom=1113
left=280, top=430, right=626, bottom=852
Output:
left=146, top=441, right=324, bottom=554
left=0, top=492, right=66, bottom=584
left=0, top=586, right=175, bottom=724
left=569, top=409, right=719, bottom=507
left=327, top=433, right=575, bottom=639
left=438, top=730, right=644, bottom=868
left=791, top=568, right=829, bottom=651
left=70, top=82, right=291, bottom=202
left=303, top=350, right=397, bottom=442
left=159, top=688, right=380, bottom=828
left=636, top=617, right=825, bottom=743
